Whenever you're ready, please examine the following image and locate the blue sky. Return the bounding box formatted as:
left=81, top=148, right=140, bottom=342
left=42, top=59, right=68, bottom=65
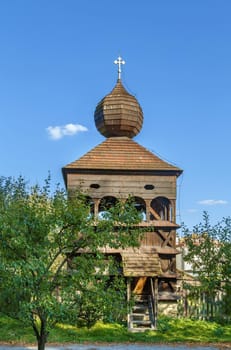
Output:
left=0, top=0, right=231, bottom=229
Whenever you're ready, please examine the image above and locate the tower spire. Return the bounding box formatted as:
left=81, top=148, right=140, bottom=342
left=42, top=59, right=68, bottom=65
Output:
left=114, top=55, right=125, bottom=80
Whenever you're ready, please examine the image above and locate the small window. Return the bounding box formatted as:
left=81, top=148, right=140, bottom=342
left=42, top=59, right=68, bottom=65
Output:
left=144, top=184, right=154, bottom=190
left=90, top=184, right=100, bottom=189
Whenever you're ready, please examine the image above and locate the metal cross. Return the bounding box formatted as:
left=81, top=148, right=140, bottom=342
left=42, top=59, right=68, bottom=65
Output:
left=114, top=56, right=125, bottom=80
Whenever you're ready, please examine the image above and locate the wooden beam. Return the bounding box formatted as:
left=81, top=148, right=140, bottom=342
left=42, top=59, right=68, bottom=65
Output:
left=154, top=277, right=158, bottom=328
left=133, top=277, right=147, bottom=294
left=156, top=229, right=166, bottom=245
left=149, top=207, right=161, bottom=220
left=127, top=279, right=131, bottom=329
left=162, top=230, right=174, bottom=248
left=150, top=278, right=156, bottom=328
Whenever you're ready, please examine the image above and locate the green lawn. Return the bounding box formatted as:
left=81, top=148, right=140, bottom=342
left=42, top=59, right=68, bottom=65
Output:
left=0, top=315, right=230, bottom=345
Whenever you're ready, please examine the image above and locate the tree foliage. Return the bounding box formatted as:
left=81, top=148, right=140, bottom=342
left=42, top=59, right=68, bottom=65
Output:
left=0, top=176, right=142, bottom=350
left=182, top=212, right=231, bottom=318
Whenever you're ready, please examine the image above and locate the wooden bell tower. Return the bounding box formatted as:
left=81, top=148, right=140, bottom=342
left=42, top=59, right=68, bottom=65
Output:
left=62, top=57, right=183, bottom=330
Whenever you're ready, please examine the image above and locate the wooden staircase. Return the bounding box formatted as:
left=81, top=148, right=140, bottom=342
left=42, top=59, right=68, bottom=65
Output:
left=128, top=294, right=156, bottom=332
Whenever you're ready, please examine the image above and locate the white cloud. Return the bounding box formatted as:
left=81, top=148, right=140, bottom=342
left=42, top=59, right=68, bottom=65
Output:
left=187, top=209, right=198, bottom=213
left=198, top=199, right=228, bottom=206
left=47, top=123, right=88, bottom=140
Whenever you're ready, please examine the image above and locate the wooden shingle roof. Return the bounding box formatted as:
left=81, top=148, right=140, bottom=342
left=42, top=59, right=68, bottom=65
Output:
left=122, top=251, right=161, bottom=277
left=94, top=79, right=143, bottom=138
left=63, top=137, right=182, bottom=174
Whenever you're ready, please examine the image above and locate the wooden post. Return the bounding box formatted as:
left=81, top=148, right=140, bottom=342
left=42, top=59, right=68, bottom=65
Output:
left=151, top=277, right=158, bottom=329
left=150, top=278, right=155, bottom=328
left=94, top=198, right=100, bottom=218
left=127, top=278, right=131, bottom=329
left=145, top=199, right=150, bottom=222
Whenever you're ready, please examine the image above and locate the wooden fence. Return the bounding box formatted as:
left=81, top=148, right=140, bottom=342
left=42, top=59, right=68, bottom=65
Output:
left=177, top=290, right=230, bottom=321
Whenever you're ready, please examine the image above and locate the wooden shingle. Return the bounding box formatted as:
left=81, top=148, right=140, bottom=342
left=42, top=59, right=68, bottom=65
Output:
left=63, top=137, right=182, bottom=174
left=122, top=251, right=161, bottom=277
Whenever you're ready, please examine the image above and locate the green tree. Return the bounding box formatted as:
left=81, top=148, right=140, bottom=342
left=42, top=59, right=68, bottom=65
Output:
left=182, top=212, right=231, bottom=319
left=0, top=176, right=142, bottom=350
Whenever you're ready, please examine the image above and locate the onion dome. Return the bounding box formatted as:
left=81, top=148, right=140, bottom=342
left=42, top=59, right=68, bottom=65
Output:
left=94, top=57, right=143, bottom=138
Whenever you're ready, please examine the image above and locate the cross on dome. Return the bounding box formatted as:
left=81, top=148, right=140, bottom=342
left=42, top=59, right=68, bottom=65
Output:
left=94, top=58, right=143, bottom=138
left=114, top=56, right=125, bottom=80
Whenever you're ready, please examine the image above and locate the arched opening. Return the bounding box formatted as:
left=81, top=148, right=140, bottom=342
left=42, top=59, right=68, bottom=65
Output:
left=98, top=196, right=118, bottom=219
left=150, top=196, right=172, bottom=221
left=129, top=196, right=146, bottom=221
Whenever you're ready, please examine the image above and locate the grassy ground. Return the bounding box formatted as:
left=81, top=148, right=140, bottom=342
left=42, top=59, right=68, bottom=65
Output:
left=0, top=315, right=230, bottom=345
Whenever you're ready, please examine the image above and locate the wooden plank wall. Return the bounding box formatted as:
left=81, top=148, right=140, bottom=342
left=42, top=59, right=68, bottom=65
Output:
left=67, top=173, right=177, bottom=200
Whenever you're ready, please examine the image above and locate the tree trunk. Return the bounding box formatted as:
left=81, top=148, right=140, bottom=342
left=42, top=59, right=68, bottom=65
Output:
left=38, top=332, right=47, bottom=350
left=37, top=316, right=49, bottom=350
left=32, top=313, right=49, bottom=350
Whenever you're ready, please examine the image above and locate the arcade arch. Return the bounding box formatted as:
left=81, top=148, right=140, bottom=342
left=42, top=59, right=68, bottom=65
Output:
left=98, top=196, right=118, bottom=219
left=150, top=196, right=173, bottom=221
left=128, top=196, right=146, bottom=221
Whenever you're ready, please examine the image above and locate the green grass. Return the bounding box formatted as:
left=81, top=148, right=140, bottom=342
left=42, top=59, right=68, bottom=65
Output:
left=0, top=314, right=230, bottom=345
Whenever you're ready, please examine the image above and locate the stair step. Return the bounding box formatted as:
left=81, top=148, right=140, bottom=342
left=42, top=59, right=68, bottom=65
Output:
left=128, top=294, right=156, bottom=332
left=133, top=299, right=148, bottom=303
left=128, top=327, right=153, bottom=333
left=131, top=317, right=150, bottom=322
left=132, top=320, right=152, bottom=325
left=132, top=306, right=149, bottom=312
left=134, top=294, right=148, bottom=300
